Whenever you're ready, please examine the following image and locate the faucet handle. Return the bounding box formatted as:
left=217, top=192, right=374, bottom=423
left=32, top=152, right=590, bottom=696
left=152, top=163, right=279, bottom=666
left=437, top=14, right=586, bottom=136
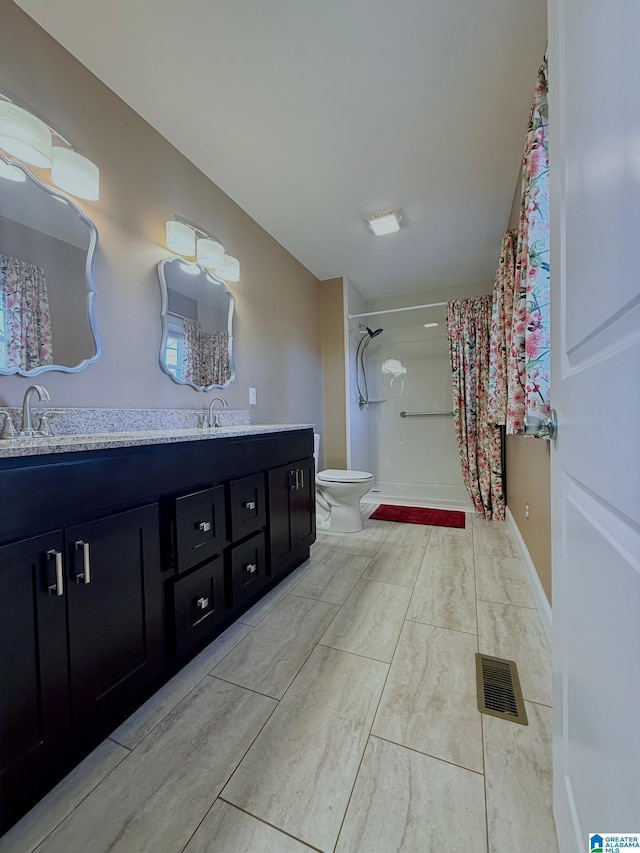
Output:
left=196, top=411, right=208, bottom=429
left=0, top=412, right=16, bottom=440
left=37, top=410, right=65, bottom=437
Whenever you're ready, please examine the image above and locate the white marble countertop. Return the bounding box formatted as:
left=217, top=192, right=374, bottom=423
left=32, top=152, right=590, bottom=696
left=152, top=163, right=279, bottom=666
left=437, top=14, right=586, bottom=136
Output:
left=0, top=423, right=315, bottom=459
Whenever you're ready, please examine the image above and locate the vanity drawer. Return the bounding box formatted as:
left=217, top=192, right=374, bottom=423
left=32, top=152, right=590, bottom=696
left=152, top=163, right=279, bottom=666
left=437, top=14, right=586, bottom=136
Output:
left=228, top=532, right=267, bottom=609
left=229, top=473, right=266, bottom=541
left=175, top=486, right=227, bottom=573
left=170, top=556, right=226, bottom=655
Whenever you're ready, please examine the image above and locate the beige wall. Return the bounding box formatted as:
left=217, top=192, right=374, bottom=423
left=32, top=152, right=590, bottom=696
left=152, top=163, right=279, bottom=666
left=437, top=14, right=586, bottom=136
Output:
left=319, top=278, right=347, bottom=469
left=0, top=0, right=323, bottom=430
left=506, top=436, right=552, bottom=602
left=504, top=165, right=552, bottom=604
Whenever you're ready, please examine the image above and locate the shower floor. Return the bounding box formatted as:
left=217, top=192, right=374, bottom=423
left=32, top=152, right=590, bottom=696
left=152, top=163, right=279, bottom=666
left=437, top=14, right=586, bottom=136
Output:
left=362, top=480, right=473, bottom=511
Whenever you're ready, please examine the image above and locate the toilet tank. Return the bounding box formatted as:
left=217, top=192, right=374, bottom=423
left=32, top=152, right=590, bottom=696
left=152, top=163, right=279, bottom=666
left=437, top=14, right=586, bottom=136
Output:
left=313, top=434, right=320, bottom=474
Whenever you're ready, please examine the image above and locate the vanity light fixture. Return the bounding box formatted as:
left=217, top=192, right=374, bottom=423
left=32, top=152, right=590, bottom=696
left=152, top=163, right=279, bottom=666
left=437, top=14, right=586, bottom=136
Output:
left=196, top=237, right=225, bottom=269
left=0, top=94, right=100, bottom=200
left=166, top=220, right=196, bottom=256
left=166, top=215, right=240, bottom=281
left=0, top=101, right=52, bottom=167
left=365, top=208, right=403, bottom=236
left=214, top=254, right=240, bottom=282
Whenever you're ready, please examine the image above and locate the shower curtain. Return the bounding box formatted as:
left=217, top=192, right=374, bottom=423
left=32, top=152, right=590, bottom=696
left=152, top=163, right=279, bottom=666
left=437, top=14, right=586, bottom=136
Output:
left=0, top=254, right=53, bottom=370
left=183, top=317, right=230, bottom=387
left=489, top=58, right=550, bottom=433
left=447, top=295, right=505, bottom=520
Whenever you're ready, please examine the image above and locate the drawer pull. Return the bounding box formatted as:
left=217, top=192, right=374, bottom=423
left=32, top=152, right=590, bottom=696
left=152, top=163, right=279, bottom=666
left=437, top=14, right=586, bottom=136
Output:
left=243, top=500, right=256, bottom=511
left=74, top=540, right=91, bottom=584
left=196, top=596, right=210, bottom=610
left=46, top=549, right=64, bottom=597
left=197, top=521, right=212, bottom=532
left=244, top=563, right=258, bottom=574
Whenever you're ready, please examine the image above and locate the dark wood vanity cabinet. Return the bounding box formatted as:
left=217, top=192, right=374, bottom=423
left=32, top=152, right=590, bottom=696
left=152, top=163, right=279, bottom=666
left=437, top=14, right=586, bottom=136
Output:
left=0, top=533, right=70, bottom=831
left=267, top=457, right=316, bottom=576
left=0, top=428, right=315, bottom=833
left=64, top=505, right=163, bottom=738
left=0, top=504, right=162, bottom=830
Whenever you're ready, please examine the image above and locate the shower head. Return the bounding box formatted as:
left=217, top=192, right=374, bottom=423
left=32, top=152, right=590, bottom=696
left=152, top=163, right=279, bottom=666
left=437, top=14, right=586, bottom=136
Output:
left=366, top=327, right=383, bottom=338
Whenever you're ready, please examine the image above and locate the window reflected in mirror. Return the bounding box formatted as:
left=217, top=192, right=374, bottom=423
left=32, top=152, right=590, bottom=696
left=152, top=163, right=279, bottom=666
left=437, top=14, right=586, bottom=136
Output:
left=157, top=258, right=235, bottom=391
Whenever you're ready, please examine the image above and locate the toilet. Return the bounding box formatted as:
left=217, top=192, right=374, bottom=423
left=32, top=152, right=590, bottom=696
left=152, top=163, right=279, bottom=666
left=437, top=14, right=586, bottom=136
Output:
left=314, top=434, right=374, bottom=533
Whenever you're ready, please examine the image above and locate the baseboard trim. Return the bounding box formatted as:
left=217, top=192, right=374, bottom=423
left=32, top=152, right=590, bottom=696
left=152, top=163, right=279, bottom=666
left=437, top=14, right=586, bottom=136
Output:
left=505, top=506, right=552, bottom=646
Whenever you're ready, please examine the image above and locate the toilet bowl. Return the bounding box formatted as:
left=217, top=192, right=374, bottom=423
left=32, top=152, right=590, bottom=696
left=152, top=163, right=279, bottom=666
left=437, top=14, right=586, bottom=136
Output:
left=314, top=435, right=374, bottom=533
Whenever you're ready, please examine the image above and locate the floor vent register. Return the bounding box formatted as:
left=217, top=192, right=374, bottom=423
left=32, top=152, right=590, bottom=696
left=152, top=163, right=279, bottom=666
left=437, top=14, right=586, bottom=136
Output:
left=475, top=653, right=528, bottom=725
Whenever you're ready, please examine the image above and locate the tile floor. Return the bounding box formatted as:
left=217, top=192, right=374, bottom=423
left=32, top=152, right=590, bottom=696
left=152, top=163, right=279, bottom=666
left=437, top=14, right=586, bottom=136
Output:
left=0, top=510, right=559, bottom=853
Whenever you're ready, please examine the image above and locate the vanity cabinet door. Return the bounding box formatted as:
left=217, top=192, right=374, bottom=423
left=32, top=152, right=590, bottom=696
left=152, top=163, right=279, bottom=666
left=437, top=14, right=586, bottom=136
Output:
left=267, top=458, right=315, bottom=577
left=291, top=458, right=316, bottom=553
left=65, top=504, right=162, bottom=740
left=0, top=533, right=70, bottom=830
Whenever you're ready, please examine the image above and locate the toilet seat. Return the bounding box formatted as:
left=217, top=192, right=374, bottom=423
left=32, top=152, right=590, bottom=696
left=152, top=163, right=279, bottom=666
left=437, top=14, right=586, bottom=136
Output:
left=317, top=469, right=372, bottom=483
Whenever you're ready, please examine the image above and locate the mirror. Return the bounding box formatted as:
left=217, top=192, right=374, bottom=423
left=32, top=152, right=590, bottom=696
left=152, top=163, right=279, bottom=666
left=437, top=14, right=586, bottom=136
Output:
left=157, top=257, right=235, bottom=390
left=0, top=154, right=100, bottom=375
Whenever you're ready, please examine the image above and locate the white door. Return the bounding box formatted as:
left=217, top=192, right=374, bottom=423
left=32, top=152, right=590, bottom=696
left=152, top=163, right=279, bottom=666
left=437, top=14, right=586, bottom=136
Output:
left=548, top=1, right=640, bottom=850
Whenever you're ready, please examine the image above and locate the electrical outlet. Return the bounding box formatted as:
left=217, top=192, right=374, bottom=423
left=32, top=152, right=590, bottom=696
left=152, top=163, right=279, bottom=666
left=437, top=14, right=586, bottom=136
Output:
left=525, top=503, right=530, bottom=520
left=249, top=387, right=257, bottom=405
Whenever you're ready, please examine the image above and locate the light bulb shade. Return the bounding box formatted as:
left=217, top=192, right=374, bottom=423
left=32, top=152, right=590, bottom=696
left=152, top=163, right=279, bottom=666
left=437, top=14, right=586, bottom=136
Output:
left=0, top=160, right=26, bottom=182
left=51, top=147, right=100, bottom=201
left=0, top=102, right=52, bottom=167
left=215, top=254, right=240, bottom=282
left=196, top=237, right=225, bottom=268
left=166, top=220, right=195, bottom=256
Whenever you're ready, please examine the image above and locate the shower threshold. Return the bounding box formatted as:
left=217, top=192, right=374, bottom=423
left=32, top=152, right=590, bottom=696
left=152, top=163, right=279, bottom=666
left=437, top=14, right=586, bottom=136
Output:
left=362, top=480, right=472, bottom=512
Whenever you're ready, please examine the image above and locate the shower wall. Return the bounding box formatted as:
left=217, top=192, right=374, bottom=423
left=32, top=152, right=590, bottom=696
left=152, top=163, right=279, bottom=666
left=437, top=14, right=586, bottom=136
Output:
left=349, top=282, right=491, bottom=508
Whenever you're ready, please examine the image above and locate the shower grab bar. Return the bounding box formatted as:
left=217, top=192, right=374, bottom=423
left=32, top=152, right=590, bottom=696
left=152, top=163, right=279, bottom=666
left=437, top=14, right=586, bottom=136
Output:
left=400, top=410, right=453, bottom=418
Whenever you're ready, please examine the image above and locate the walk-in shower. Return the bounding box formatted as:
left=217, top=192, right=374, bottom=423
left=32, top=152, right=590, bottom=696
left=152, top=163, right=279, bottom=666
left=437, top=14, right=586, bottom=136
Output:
left=346, top=293, right=474, bottom=510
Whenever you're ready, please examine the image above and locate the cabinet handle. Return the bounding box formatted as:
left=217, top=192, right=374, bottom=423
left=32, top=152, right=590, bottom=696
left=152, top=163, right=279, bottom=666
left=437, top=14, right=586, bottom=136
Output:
left=74, top=540, right=91, bottom=584
left=244, top=563, right=258, bottom=574
left=197, top=521, right=212, bottom=532
left=242, top=500, right=256, bottom=511
left=290, top=470, right=298, bottom=490
left=46, top=549, right=64, bottom=596
left=196, top=596, right=209, bottom=610
left=298, top=468, right=304, bottom=489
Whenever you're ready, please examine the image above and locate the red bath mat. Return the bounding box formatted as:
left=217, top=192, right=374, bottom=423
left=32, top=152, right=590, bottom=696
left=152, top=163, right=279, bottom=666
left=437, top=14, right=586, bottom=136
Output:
left=369, top=505, right=466, bottom=528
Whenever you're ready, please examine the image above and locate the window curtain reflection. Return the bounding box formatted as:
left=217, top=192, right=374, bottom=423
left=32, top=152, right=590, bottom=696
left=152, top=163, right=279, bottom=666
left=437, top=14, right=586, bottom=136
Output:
left=489, top=58, right=550, bottom=433
left=447, top=295, right=505, bottom=520
left=182, top=317, right=230, bottom=387
left=0, top=254, right=53, bottom=370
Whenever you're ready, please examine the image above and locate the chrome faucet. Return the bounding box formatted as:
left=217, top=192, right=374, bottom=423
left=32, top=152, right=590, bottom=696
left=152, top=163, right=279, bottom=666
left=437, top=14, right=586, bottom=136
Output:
left=21, top=384, right=51, bottom=436
left=207, top=396, right=228, bottom=428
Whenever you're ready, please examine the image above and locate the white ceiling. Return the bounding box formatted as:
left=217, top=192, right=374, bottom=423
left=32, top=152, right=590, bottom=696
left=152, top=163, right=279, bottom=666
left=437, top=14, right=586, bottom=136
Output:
left=16, top=0, right=546, bottom=299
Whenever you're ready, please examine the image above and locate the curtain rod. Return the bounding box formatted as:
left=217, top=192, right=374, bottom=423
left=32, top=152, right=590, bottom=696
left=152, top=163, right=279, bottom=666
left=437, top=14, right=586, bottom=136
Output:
left=348, top=301, right=447, bottom=320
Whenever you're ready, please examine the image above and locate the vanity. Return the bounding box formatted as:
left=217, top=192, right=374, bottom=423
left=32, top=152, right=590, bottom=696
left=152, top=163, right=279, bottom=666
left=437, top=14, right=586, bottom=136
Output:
left=0, top=110, right=318, bottom=834
left=0, top=425, right=316, bottom=832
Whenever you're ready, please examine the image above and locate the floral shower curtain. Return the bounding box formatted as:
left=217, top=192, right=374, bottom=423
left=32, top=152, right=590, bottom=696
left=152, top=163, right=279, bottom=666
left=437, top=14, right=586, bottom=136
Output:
left=447, top=295, right=505, bottom=520
left=489, top=59, right=550, bottom=433
left=0, top=254, right=53, bottom=370
left=488, top=230, right=518, bottom=425
left=182, top=317, right=230, bottom=387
